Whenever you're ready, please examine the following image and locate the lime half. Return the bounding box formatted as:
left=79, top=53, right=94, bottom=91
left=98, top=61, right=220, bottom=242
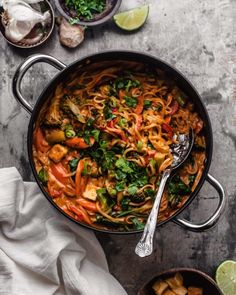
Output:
left=216, top=260, right=236, bottom=295
left=113, top=5, right=149, bottom=31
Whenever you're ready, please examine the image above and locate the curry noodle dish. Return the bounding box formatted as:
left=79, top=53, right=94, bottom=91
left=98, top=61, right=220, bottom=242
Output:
left=33, top=61, right=206, bottom=231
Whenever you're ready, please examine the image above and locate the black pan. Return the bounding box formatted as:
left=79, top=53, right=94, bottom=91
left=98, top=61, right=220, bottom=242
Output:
left=12, top=51, right=226, bottom=234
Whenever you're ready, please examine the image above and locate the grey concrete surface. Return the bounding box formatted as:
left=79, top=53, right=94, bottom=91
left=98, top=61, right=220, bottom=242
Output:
left=0, top=1, right=236, bottom=294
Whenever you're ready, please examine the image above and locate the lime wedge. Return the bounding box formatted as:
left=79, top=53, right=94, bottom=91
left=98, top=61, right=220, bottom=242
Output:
left=113, top=5, right=149, bottom=31
left=216, top=260, right=236, bottom=295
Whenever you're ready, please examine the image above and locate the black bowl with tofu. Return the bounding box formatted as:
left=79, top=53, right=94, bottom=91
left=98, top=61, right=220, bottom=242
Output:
left=138, top=268, right=223, bottom=295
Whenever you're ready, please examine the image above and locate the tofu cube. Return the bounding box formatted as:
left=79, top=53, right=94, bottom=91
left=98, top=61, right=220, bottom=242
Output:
left=48, top=144, right=68, bottom=163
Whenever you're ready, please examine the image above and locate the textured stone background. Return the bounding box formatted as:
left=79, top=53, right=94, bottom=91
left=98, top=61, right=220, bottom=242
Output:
left=0, top=0, right=236, bottom=294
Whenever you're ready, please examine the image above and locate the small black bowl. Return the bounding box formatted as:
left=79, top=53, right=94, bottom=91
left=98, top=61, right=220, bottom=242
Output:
left=138, top=268, right=223, bottom=295
left=0, top=0, right=55, bottom=49
left=55, top=0, right=122, bottom=26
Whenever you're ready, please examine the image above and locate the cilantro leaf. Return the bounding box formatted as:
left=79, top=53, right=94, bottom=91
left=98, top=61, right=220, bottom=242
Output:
left=127, top=184, right=138, bottom=195
left=66, top=0, right=106, bottom=21
left=69, top=158, right=79, bottom=172
left=144, top=100, right=152, bottom=109
left=132, top=217, right=145, bottom=230
left=124, top=96, right=138, bottom=108
left=115, top=182, right=125, bottom=192
left=115, top=157, right=133, bottom=173
left=104, top=105, right=116, bottom=121
left=121, top=197, right=130, bottom=211
left=38, top=168, right=48, bottom=184
left=91, top=129, right=100, bottom=142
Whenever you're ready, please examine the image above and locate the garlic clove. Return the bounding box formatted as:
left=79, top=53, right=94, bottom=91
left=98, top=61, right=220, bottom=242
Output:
left=5, top=18, right=34, bottom=42
left=7, top=2, right=50, bottom=23
left=59, top=18, right=84, bottom=48
left=1, top=0, right=51, bottom=43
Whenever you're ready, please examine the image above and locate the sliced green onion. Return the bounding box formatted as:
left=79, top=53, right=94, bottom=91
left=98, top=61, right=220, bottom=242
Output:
left=65, top=129, right=76, bottom=138
left=137, top=140, right=143, bottom=152
left=176, top=95, right=186, bottom=106
left=150, top=159, right=156, bottom=167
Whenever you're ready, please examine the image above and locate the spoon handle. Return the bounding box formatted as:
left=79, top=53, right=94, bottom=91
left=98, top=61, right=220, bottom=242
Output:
left=135, top=169, right=171, bottom=257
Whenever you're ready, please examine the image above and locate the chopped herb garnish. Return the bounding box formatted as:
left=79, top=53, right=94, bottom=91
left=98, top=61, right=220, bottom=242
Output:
left=65, top=0, right=106, bottom=21
left=130, top=194, right=145, bottom=203
left=132, top=217, right=145, bottom=230
left=167, top=174, right=191, bottom=206
left=113, top=77, right=141, bottom=92
left=38, top=168, right=48, bottom=184
left=127, top=184, right=138, bottom=195
left=104, top=105, right=116, bottom=121
left=189, top=175, right=196, bottom=186
left=69, top=158, right=79, bottom=172
left=124, top=96, right=138, bottom=108
left=97, top=188, right=115, bottom=211
left=176, top=95, right=186, bottom=106
left=144, top=188, right=155, bottom=198
left=86, top=118, right=95, bottom=127
left=115, top=169, right=127, bottom=181
left=137, top=140, right=143, bottom=152
left=144, top=100, right=152, bottom=109
left=99, top=140, right=108, bottom=149
left=121, top=197, right=130, bottom=211
left=83, top=130, right=92, bottom=146
left=115, top=157, right=134, bottom=174
left=118, top=118, right=127, bottom=128
left=149, top=159, right=156, bottom=167
left=91, top=129, right=100, bottom=142
left=115, top=182, right=125, bottom=192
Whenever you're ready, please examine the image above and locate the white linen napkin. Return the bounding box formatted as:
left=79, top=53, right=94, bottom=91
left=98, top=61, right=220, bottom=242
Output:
left=0, top=167, right=127, bottom=295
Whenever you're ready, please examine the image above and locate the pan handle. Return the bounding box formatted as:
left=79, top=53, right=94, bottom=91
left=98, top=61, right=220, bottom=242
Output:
left=12, top=54, right=66, bottom=114
left=173, top=174, right=226, bottom=231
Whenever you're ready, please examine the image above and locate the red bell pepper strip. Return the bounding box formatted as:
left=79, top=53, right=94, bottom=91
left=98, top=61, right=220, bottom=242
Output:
left=144, top=150, right=157, bottom=164
left=195, top=120, right=204, bottom=134
left=50, top=163, right=69, bottom=184
left=76, top=199, right=98, bottom=212
left=106, top=127, right=127, bottom=141
left=34, top=127, right=50, bottom=153
left=69, top=204, right=92, bottom=225
left=75, top=159, right=84, bottom=198
left=107, top=120, right=114, bottom=128
left=136, top=115, right=142, bottom=130
left=162, top=123, right=173, bottom=138
left=119, top=89, right=126, bottom=100
left=65, top=137, right=95, bottom=149
left=164, top=116, right=171, bottom=125
left=106, top=118, right=127, bottom=141
left=47, top=183, right=63, bottom=198
left=135, top=96, right=144, bottom=115
left=169, top=100, right=179, bottom=115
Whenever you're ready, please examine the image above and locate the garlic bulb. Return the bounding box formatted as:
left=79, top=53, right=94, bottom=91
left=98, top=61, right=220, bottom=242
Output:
left=59, top=18, right=84, bottom=48
left=1, top=0, right=51, bottom=43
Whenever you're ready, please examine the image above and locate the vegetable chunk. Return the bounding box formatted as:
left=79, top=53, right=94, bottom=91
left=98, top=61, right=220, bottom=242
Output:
left=83, top=178, right=101, bottom=201
left=48, top=144, right=68, bottom=163
left=188, top=287, right=203, bottom=295
left=152, top=280, right=169, bottom=295
left=45, top=129, right=66, bottom=143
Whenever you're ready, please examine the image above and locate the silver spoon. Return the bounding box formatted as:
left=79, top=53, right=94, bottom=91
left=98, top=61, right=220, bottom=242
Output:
left=135, top=129, right=194, bottom=257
